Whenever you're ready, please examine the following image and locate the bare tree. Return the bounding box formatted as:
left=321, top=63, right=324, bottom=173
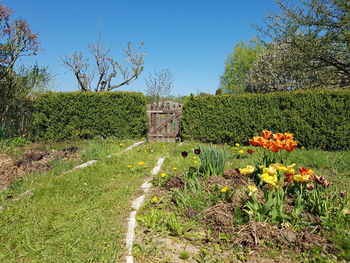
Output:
left=145, top=68, right=174, bottom=102
left=62, top=40, right=145, bottom=92
left=0, top=5, right=40, bottom=81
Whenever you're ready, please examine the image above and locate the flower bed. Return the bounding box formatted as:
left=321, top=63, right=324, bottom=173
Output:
left=135, top=132, right=350, bottom=262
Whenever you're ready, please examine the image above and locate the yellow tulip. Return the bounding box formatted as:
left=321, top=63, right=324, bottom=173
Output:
left=239, top=165, right=255, bottom=175
left=293, top=173, right=311, bottom=182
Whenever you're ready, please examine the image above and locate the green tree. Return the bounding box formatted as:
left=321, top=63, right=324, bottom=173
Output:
left=0, top=4, right=52, bottom=137
left=220, top=39, right=263, bottom=94
left=255, top=0, right=350, bottom=90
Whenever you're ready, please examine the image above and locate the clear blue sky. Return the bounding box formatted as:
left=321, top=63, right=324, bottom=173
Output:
left=5, top=0, right=279, bottom=96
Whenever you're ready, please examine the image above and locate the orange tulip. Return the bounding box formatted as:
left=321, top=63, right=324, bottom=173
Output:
left=299, top=167, right=315, bottom=176
left=283, top=132, right=294, bottom=140
left=285, top=140, right=298, bottom=152
left=264, top=139, right=274, bottom=148
left=273, top=133, right=284, bottom=141
left=262, top=130, right=273, bottom=139
left=269, top=142, right=280, bottom=152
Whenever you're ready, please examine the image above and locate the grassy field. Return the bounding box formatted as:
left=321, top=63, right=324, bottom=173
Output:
left=0, top=139, right=349, bottom=262
left=0, top=139, right=175, bottom=262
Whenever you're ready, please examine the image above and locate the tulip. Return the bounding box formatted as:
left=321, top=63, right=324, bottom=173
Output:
left=284, top=173, right=294, bottom=183
left=283, top=132, right=294, bottom=140
left=262, top=130, right=273, bottom=139
left=260, top=173, right=278, bottom=187
left=239, top=165, right=255, bottom=175
left=269, top=143, right=280, bottom=153
left=307, top=184, right=315, bottom=190
left=181, top=151, right=188, bottom=158
left=194, top=148, right=201, bottom=155
left=293, top=173, right=311, bottom=183
left=322, top=180, right=330, bottom=188
left=299, top=167, right=315, bottom=176
left=273, top=133, right=284, bottom=141
left=314, top=175, right=324, bottom=184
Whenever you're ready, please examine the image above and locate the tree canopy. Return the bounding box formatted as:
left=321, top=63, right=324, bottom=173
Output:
left=220, top=39, right=263, bottom=94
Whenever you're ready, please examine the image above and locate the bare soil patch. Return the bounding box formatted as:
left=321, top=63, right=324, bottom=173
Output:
left=0, top=147, right=79, bottom=190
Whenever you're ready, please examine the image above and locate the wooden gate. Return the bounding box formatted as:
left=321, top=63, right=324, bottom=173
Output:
left=146, top=101, right=182, bottom=142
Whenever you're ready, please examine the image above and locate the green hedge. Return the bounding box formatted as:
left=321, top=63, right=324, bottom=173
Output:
left=182, top=90, right=350, bottom=150
left=32, top=92, right=148, bottom=141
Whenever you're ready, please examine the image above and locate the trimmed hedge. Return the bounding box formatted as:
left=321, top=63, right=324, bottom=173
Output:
left=182, top=90, right=350, bottom=150
left=32, top=92, right=148, bottom=141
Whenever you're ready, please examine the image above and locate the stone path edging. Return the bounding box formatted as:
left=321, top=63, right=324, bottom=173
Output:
left=125, top=157, right=166, bottom=263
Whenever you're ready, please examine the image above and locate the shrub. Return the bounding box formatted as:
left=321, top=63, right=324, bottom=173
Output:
left=182, top=90, right=350, bottom=150
left=32, top=91, right=148, bottom=141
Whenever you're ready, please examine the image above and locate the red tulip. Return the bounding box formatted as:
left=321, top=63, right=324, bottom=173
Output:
left=307, top=184, right=315, bottom=190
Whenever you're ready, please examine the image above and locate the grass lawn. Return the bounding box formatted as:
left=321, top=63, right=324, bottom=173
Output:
left=0, top=139, right=349, bottom=262
left=0, top=139, right=175, bottom=262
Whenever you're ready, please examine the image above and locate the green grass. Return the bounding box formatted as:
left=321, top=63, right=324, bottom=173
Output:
left=0, top=140, right=175, bottom=262
left=1, top=139, right=349, bottom=262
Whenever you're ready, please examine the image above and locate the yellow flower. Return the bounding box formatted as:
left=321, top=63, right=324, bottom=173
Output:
left=260, top=166, right=277, bottom=177
left=235, top=143, right=240, bottom=147
left=248, top=185, right=258, bottom=192
left=221, top=187, right=229, bottom=192
left=127, top=165, right=132, bottom=168
left=193, top=156, right=197, bottom=159
left=172, top=167, right=177, bottom=171
left=151, top=197, right=158, bottom=202
left=238, top=150, right=244, bottom=154
left=119, top=143, right=124, bottom=146
left=138, top=161, right=145, bottom=165
left=270, top=163, right=296, bottom=174
left=301, top=146, right=305, bottom=149
left=239, top=165, right=255, bottom=175
left=193, top=161, right=199, bottom=164
left=233, top=147, right=238, bottom=150
left=248, top=185, right=258, bottom=196
left=293, top=173, right=311, bottom=182
left=160, top=172, right=167, bottom=177
left=259, top=173, right=277, bottom=187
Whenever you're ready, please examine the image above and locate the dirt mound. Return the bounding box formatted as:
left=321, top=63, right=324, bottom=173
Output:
left=204, top=202, right=234, bottom=233
left=207, top=170, right=249, bottom=190
left=184, top=207, right=198, bottom=218
left=0, top=147, right=80, bottom=191
left=165, top=176, right=185, bottom=190
left=233, top=221, right=334, bottom=252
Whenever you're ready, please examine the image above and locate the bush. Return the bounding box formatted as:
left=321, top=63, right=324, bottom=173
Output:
left=32, top=91, right=148, bottom=141
left=182, top=90, right=350, bottom=150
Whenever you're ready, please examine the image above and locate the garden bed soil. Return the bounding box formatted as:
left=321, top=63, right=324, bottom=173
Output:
left=0, top=147, right=79, bottom=190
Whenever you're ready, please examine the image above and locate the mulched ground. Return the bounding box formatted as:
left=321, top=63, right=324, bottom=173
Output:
left=0, top=147, right=79, bottom=190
